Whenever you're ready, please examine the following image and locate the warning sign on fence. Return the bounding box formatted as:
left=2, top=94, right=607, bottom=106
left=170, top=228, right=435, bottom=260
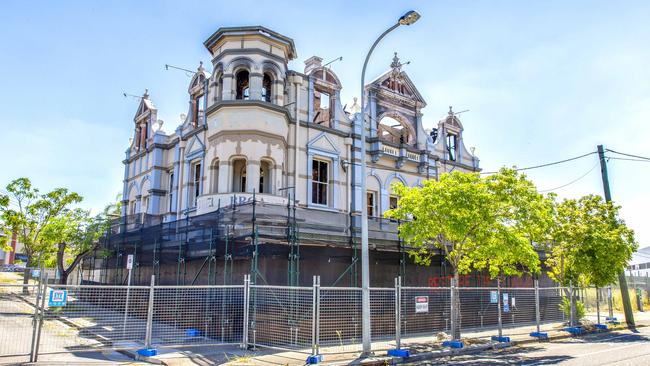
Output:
left=48, top=289, right=67, bottom=307
left=415, top=296, right=429, bottom=313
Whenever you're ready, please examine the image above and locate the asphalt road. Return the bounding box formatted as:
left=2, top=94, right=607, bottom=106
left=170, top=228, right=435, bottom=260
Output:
left=406, top=326, right=650, bottom=366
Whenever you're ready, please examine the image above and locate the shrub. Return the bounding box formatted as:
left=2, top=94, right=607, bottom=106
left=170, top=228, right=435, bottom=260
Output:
left=560, top=296, right=585, bottom=321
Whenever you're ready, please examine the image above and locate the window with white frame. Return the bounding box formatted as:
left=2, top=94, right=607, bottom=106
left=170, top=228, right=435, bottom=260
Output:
left=191, top=162, right=201, bottom=206
left=389, top=195, right=399, bottom=211
left=169, top=173, right=174, bottom=212
left=311, top=159, right=329, bottom=205
left=367, top=191, right=377, bottom=217
left=446, top=133, right=457, bottom=161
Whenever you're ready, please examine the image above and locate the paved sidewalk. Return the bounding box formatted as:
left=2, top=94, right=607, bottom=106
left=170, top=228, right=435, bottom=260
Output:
left=133, top=310, right=650, bottom=366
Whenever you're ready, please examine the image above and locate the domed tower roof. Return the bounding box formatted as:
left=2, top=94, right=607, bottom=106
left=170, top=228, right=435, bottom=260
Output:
left=203, top=25, right=297, bottom=60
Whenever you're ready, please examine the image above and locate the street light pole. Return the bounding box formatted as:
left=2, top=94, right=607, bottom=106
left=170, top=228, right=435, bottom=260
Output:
left=359, top=10, right=420, bottom=356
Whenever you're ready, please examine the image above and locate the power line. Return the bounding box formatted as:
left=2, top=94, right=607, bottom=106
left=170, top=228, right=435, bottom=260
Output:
left=481, top=151, right=597, bottom=175
left=538, top=162, right=600, bottom=193
left=605, top=149, right=650, bottom=161
left=608, top=157, right=650, bottom=163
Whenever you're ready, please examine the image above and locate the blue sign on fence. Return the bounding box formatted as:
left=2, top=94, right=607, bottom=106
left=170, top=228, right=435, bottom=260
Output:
left=490, top=291, right=498, bottom=304
left=503, top=303, right=510, bottom=313
left=48, top=289, right=67, bottom=307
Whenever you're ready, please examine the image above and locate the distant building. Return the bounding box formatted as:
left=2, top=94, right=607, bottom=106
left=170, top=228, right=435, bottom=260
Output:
left=0, top=232, right=23, bottom=266
left=627, top=246, right=650, bottom=277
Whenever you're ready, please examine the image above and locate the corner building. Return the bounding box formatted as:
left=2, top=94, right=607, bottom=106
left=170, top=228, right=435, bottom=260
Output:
left=98, top=26, right=485, bottom=288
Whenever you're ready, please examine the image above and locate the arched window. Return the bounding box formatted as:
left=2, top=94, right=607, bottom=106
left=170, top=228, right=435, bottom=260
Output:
left=210, top=159, right=219, bottom=193
left=232, top=158, right=247, bottom=192
left=259, top=160, right=272, bottom=194
left=262, top=74, right=272, bottom=103
left=235, top=70, right=250, bottom=100
left=378, top=116, right=414, bottom=145
left=212, top=72, right=223, bottom=102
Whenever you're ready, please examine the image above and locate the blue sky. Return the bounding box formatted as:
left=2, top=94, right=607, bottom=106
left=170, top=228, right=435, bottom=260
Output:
left=1, top=1, right=649, bottom=246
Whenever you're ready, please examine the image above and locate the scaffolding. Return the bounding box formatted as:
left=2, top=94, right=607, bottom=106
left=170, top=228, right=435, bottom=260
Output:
left=91, top=193, right=420, bottom=288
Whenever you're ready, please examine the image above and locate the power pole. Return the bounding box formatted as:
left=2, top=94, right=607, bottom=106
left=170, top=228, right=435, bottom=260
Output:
left=597, top=144, right=635, bottom=328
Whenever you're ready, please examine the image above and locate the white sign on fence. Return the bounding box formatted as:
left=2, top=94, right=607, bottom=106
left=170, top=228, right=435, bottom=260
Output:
left=126, top=254, right=134, bottom=270
left=415, top=296, right=429, bottom=313
left=490, top=291, right=498, bottom=303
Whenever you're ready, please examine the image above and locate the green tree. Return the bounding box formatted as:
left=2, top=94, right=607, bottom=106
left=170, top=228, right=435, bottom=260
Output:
left=545, top=194, right=637, bottom=323
left=546, top=194, right=636, bottom=287
left=54, top=201, right=119, bottom=284
left=0, top=178, right=82, bottom=284
left=385, top=168, right=550, bottom=340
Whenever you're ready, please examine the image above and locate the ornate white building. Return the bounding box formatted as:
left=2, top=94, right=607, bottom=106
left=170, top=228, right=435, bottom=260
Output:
left=121, top=26, right=479, bottom=223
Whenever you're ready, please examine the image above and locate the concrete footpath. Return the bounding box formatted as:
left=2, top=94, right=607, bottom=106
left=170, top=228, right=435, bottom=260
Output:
left=122, top=311, right=650, bottom=366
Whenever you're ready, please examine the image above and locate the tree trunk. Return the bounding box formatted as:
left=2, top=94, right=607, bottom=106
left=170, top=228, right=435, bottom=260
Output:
left=56, top=242, right=92, bottom=285
left=21, top=254, right=35, bottom=294
left=58, top=271, right=69, bottom=285
left=450, top=271, right=461, bottom=340
left=57, top=242, right=66, bottom=285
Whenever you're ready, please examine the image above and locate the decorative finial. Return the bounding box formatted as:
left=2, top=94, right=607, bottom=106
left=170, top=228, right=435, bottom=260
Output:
left=391, top=52, right=401, bottom=69
left=143, top=88, right=149, bottom=99
left=448, top=106, right=454, bottom=116
left=198, top=61, right=204, bottom=72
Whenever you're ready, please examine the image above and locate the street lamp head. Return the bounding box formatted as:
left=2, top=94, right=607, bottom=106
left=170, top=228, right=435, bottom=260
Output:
left=399, top=10, right=421, bottom=26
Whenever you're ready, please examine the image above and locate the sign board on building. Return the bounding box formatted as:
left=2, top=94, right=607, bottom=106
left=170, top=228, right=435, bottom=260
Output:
left=490, top=291, right=498, bottom=304
left=126, top=254, right=134, bottom=270
left=415, top=296, right=429, bottom=313
left=48, top=289, right=67, bottom=307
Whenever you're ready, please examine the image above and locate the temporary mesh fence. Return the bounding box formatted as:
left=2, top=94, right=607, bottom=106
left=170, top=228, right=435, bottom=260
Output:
left=401, top=286, right=450, bottom=336
left=38, top=284, right=150, bottom=354
left=247, top=284, right=313, bottom=350
left=152, top=285, right=244, bottom=346
left=319, top=287, right=362, bottom=350
left=1, top=276, right=621, bottom=363
left=0, top=284, right=38, bottom=358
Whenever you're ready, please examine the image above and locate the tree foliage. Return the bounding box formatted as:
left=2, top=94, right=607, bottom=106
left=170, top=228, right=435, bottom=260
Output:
left=385, top=168, right=549, bottom=279
left=0, top=178, right=82, bottom=269
left=545, top=194, right=637, bottom=287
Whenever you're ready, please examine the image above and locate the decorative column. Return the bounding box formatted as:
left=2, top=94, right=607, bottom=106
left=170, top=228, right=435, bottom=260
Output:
left=246, top=160, right=260, bottom=193
left=249, top=73, right=263, bottom=101
left=221, top=74, right=234, bottom=100
left=217, top=160, right=230, bottom=193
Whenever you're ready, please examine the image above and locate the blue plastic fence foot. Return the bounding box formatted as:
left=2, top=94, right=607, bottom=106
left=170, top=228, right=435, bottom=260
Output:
left=387, top=349, right=410, bottom=358
left=529, top=331, right=549, bottom=340
left=491, top=336, right=511, bottom=343
left=306, top=354, right=323, bottom=364
left=595, top=324, right=608, bottom=330
left=442, top=340, right=464, bottom=348
left=185, top=328, right=201, bottom=337
left=137, top=348, right=157, bottom=357
left=564, top=326, right=584, bottom=335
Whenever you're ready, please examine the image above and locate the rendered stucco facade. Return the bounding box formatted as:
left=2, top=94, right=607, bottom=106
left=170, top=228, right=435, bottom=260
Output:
left=120, top=26, right=480, bottom=224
